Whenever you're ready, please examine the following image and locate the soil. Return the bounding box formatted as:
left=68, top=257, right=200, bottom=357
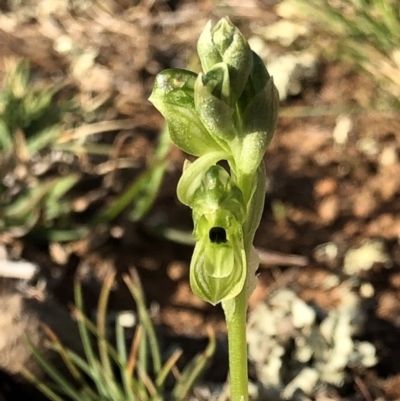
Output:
left=1, top=1, right=400, bottom=400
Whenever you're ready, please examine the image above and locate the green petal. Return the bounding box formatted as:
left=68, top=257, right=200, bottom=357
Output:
left=197, top=212, right=243, bottom=278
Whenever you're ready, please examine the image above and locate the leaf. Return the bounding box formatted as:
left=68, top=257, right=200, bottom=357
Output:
left=44, top=174, right=80, bottom=221
left=0, top=118, right=12, bottom=152
left=130, top=125, right=171, bottom=221
left=27, top=125, right=62, bottom=154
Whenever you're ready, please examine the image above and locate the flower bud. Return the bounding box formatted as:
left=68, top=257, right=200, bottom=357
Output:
left=197, top=17, right=252, bottom=100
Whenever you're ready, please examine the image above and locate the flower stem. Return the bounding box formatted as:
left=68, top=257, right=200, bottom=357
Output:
left=224, top=285, right=249, bottom=401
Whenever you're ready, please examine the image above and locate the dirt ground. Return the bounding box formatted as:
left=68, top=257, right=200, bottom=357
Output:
left=1, top=1, right=400, bottom=400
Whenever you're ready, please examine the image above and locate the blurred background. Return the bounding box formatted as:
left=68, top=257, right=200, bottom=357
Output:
left=1, top=0, right=400, bottom=400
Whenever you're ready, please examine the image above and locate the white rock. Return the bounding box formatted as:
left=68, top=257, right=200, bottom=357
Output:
left=343, top=240, right=392, bottom=275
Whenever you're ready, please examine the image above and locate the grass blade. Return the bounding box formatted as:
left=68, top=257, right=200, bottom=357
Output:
left=172, top=328, right=216, bottom=401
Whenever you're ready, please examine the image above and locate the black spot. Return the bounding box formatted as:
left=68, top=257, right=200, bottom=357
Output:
left=209, top=227, right=227, bottom=244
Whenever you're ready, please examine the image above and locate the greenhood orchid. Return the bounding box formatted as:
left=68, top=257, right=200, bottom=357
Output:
left=149, top=17, right=279, bottom=401
left=149, top=18, right=278, bottom=305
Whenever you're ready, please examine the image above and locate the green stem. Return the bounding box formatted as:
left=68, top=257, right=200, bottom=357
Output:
left=224, top=285, right=249, bottom=401
left=222, top=165, right=265, bottom=401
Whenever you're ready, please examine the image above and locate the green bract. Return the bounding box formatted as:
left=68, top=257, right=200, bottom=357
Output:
left=195, top=64, right=237, bottom=142
left=234, top=53, right=279, bottom=176
left=149, top=17, right=279, bottom=306
left=149, top=69, right=224, bottom=156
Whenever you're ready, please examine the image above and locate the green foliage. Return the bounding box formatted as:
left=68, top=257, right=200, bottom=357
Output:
left=24, top=272, right=215, bottom=401
left=95, top=126, right=171, bottom=224
left=0, top=60, right=61, bottom=141
left=0, top=59, right=169, bottom=241
left=0, top=59, right=85, bottom=240
left=289, top=0, right=400, bottom=98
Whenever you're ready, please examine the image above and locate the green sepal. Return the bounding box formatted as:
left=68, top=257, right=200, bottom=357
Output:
left=149, top=69, right=222, bottom=156
left=197, top=17, right=252, bottom=100
left=238, top=52, right=270, bottom=108
left=197, top=20, right=223, bottom=71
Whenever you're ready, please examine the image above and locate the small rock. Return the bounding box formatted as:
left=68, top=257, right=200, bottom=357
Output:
left=314, top=177, right=337, bottom=197
left=318, top=196, right=339, bottom=224
left=352, top=190, right=376, bottom=218
left=343, top=240, right=392, bottom=275
left=379, top=145, right=398, bottom=166
left=313, top=242, right=338, bottom=264
left=332, top=115, right=352, bottom=145
left=256, top=20, right=309, bottom=47
left=266, top=52, right=318, bottom=101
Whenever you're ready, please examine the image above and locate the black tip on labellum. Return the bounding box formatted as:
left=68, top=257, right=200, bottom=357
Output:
left=209, top=227, right=227, bottom=244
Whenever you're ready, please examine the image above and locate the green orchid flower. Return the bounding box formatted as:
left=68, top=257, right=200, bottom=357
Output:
left=183, top=164, right=247, bottom=305
left=149, top=16, right=279, bottom=305
left=149, top=17, right=279, bottom=401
